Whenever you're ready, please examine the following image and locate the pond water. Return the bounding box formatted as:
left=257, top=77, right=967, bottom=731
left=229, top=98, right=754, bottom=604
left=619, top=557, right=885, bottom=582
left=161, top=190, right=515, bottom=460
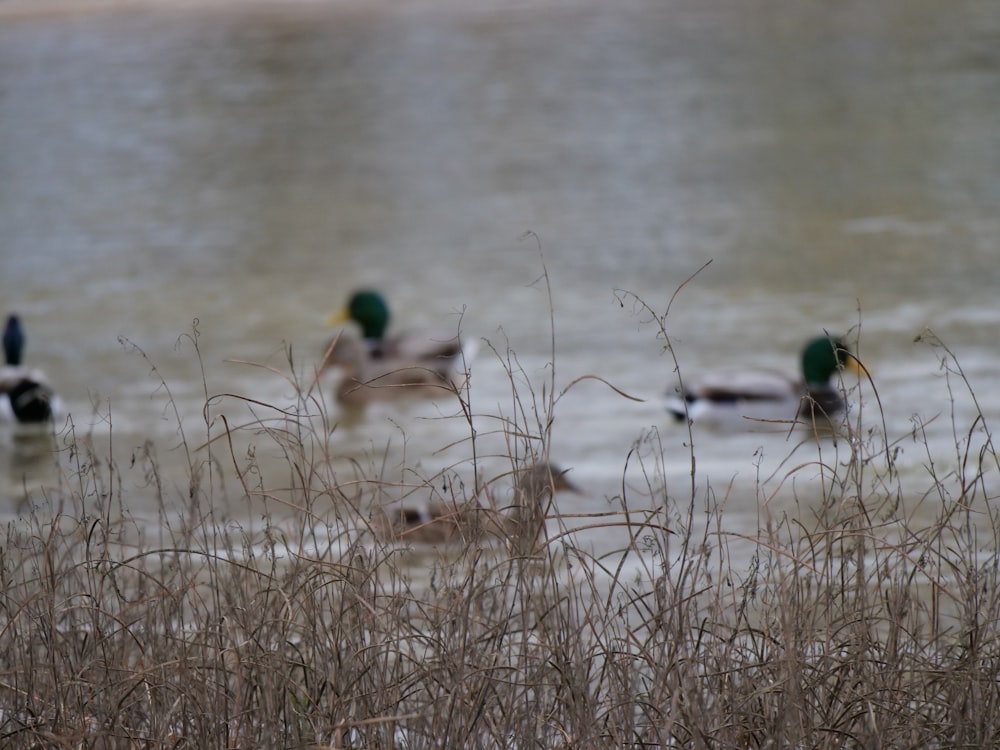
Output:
left=1, top=0, right=998, bottom=564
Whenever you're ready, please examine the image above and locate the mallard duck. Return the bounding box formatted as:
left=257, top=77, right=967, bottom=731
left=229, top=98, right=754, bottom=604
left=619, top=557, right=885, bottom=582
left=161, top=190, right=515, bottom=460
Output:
left=0, top=315, right=61, bottom=425
left=665, top=335, right=861, bottom=429
left=371, top=461, right=582, bottom=546
left=322, top=289, right=474, bottom=406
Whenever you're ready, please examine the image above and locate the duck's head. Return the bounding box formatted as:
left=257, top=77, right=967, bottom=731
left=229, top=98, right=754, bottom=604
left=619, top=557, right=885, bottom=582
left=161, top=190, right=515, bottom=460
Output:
left=3, top=315, right=24, bottom=367
left=801, top=335, right=859, bottom=386
left=325, top=289, right=390, bottom=341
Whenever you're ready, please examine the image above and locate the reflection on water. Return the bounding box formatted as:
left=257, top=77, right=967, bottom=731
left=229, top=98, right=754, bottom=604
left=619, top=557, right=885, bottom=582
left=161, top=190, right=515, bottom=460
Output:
left=0, top=430, right=58, bottom=512
left=0, top=0, right=998, bottom=555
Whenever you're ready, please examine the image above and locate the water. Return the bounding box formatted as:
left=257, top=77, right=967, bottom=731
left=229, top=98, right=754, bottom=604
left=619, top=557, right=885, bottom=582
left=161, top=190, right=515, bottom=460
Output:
left=1, top=0, right=998, bottom=562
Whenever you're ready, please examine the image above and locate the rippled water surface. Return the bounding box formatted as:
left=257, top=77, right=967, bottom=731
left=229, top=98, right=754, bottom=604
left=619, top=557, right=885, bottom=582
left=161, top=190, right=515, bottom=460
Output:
left=1, top=0, right=998, bottom=559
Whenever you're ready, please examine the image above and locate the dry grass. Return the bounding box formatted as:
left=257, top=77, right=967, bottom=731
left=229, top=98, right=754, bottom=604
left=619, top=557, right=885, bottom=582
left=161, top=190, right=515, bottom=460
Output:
left=1, top=303, right=999, bottom=749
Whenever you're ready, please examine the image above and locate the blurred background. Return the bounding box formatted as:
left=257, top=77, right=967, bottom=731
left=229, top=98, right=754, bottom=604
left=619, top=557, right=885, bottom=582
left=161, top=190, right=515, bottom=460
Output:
left=1, top=0, right=998, bottom=553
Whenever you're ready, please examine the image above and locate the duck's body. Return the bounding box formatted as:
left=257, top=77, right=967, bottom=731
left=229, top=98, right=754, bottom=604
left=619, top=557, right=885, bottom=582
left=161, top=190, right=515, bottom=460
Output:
left=0, top=316, right=60, bottom=425
left=323, top=289, right=473, bottom=407
left=324, top=333, right=472, bottom=407
left=372, top=462, right=581, bottom=546
left=665, top=335, right=858, bottom=430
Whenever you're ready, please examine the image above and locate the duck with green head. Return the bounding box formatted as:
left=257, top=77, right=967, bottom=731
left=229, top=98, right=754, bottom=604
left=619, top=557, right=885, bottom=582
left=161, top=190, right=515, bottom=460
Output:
left=0, top=314, right=62, bottom=425
left=322, top=289, right=475, bottom=406
left=665, top=334, right=861, bottom=430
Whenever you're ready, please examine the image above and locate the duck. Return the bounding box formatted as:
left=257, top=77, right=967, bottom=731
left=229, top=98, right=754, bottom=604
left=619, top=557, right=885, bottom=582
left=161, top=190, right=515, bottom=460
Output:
left=371, top=461, right=582, bottom=547
left=665, top=334, right=861, bottom=430
left=322, top=289, right=474, bottom=406
left=0, top=314, right=61, bottom=425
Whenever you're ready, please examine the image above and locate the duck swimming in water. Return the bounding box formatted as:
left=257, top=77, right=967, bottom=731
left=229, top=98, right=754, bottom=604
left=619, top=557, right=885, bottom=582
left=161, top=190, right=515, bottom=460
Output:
left=665, top=334, right=861, bottom=430
left=371, top=461, right=582, bottom=547
left=322, top=289, right=474, bottom=407
left=0, top=315, right=61, bottom=425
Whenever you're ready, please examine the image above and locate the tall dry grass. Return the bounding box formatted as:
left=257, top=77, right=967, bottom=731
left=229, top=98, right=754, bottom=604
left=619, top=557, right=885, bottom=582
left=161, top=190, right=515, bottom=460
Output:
left=1, top=300, right=999, bottom=749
